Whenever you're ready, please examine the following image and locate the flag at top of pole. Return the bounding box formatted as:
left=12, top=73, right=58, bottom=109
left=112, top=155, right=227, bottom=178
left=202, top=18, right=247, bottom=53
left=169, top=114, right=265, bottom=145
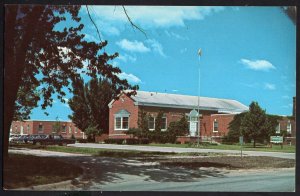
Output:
left=198, top=48, right=202, bottom=56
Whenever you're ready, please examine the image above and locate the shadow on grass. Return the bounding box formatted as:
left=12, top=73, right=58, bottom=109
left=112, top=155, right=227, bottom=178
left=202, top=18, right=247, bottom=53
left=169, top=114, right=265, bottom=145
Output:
left=3, top=154, right=83, bottom=189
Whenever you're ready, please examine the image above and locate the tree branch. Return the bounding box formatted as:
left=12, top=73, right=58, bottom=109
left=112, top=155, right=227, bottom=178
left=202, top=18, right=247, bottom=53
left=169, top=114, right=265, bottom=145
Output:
left=122, top=6, right=147, bottom=38
left=85, top=5, right=104, bottom=45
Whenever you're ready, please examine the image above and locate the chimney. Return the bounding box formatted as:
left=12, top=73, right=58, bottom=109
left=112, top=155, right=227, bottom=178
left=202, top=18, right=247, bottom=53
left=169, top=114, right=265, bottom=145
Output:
left=293, top=96, right=296, bottom=117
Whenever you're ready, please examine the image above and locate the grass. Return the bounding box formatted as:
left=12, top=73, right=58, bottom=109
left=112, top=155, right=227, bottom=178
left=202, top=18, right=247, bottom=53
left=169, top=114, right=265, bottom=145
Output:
left=3, top=154, right=83, bottom=189
left=145, top=143, right=296, bottom=153
left=11, top=144, right=232, bottom=157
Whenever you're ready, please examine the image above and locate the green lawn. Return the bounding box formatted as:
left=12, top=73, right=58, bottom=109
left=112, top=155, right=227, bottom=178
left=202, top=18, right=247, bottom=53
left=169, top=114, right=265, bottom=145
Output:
left=145, top=143, right=295, bottom=153
left=11, top=144, right=229, bottom=157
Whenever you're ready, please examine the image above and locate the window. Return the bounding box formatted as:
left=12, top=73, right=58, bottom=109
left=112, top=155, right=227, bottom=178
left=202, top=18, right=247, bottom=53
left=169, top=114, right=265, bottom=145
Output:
left=114, top=109, right=130, bottom=130
left=213, top=119, right=218, bottom=132
left=61, top=125, right=66, bottom=133
left=75, top=127, right=78, bottom=133
left=27, top=125, right=30, bottom=133
left=148, top=116, right=155, bottom=130
left=276, top=123, right=280, bottom=134
left=287, top=121, right=291, bottom=133
left=69, top=126, right=72, bottom=133
left=122, top=117, right=129, bottom=130
left=38, top=124, right=43, bottom=133
left=115, top=117, right=122, bottom=129
left=161, top=117, right=167, bottom=130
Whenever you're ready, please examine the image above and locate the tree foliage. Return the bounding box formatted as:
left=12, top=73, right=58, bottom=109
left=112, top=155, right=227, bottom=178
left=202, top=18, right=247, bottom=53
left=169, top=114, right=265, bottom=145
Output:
left=3, top=5, right=137, bottom=156
left=223, top=112, right=247, bottom=144
left=68, top=77, right=136, bottom=134
left=85, top=125, right=101, bottom=142
left=240, top=102, right=278, bottom=147
left=128, top=109, right=149, bottom=139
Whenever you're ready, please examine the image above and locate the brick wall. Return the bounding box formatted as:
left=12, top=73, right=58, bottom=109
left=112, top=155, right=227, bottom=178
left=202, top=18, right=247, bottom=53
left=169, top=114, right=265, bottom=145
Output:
left=108, top=93, right=139, bottom=138
left=10, top=120, right=86, bottom=139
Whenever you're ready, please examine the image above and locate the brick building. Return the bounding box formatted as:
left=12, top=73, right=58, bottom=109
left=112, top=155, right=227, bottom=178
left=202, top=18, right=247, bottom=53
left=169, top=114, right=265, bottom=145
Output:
left=10, top=120, right=86, bottom=139
left=108, top=91, right=249, bottom=142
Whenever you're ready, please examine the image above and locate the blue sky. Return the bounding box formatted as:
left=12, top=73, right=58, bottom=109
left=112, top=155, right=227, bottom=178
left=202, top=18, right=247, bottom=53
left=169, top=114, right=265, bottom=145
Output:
left=30, top=6, right=296, bottom=120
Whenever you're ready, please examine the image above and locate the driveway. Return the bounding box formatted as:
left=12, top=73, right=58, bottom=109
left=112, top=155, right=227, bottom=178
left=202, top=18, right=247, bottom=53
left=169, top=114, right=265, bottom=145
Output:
left=68, top=143, right=295, bottom=159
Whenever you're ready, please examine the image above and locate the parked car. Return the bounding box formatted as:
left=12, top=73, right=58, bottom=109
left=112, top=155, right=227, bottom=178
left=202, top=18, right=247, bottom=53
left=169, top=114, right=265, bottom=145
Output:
left=9, top=134, right=21, bottom=143
left=32, top=134, right=76, bottom=146
left=12, top=134, right=29, bottom=144
left=25, top=134, right=47, bottom=144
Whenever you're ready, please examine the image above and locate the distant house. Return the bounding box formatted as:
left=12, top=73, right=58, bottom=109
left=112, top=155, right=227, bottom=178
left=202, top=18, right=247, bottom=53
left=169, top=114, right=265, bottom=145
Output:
left=108, top=91, right=249, bottom=143
left=10, top=120, right=86, bottom=139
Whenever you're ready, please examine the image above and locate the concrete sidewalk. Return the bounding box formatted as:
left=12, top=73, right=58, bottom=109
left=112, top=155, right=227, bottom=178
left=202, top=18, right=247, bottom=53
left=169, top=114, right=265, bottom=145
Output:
left=68, top=143, right=295, bottom=159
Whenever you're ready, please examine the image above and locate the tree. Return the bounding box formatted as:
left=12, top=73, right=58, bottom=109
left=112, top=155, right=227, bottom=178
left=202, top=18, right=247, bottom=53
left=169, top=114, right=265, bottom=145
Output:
left=240, top=102, right=272, bottom=147
left=85, top=125, right=101, bottom=142
left=224, top=112, right=247, bottom=144
left=127, top=109, right=149, bottom=139
left=165, top=115, right=189, bottom=143
left=4, top=5, right=137, bottom=157
left=68, top=77, right=134, bottom=134
left=52, top=117, right=62, bottom=134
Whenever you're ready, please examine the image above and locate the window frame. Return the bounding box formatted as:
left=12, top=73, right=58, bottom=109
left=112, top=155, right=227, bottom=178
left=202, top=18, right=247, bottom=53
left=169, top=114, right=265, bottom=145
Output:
left=276, top=123, right=281, bottom=134
left=161, top=116, right=167, bottom=131
left=287, top=121, right=292, bottom=133
left=213, top=119, right=218, bottom=132
left=114, top=116, right=130, bottom=131
left=148, top=116, right=155, bottom=131
left=114, top=110, right=130, bottom=131
left=38, top=124, right=44, bottom=133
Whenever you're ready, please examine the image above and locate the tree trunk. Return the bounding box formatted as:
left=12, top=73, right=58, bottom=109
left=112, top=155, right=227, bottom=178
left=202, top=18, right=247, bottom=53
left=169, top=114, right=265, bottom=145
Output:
left=3, top=5, right=44, bottom=158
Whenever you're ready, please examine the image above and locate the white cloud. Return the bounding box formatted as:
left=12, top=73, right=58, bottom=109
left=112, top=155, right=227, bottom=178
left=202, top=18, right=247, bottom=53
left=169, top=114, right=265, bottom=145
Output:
left=117, top=72, right=142, bottom=83
left=264, top=83, right=276, bottom=90
left=83, top=6, right=225, bottom=30
left=117, top=54, right=137, bottom=62
left=146, top=39, right=166, bottom=57
left=165, top=30, right=189, bottom=40
left=116, top=39, right=150, bottom=53
left=240, top=59, right=276, bottom=71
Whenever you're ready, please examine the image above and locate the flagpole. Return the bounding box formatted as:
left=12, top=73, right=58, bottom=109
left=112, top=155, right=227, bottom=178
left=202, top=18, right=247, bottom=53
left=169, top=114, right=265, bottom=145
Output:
left=197, top=49, right=201, bottom=147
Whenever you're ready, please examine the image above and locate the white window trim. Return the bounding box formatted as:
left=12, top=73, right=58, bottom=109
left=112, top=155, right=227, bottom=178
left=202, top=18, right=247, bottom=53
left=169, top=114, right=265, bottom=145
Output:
left=161, top=117, right=167, bottom=131
left=149, top=117, right=156, bottom=131
left=114, top=116, right=129, bottom=131
left=148, top=116, right=167, bottom=131
left=287, top=121, right=292, bottom=133
left=61, top=125, right=67, bottom=133
left=276, top=123, right=280, bottom=134
left=213, top=119, right=218, bottom=132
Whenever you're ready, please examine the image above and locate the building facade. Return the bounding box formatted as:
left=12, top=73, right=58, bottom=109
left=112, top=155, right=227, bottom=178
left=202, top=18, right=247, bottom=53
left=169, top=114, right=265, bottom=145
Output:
left=108, top=91, right=249, bottom=142
left=10, top=120, right=86, bottom=139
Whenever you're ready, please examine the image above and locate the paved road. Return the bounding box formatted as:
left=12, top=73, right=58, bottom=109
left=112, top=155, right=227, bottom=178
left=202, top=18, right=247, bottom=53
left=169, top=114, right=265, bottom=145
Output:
left=100, top=168, right=295, bottom=192
left=68, top=143, right=295, bottom=159
left=8, top=148, right=295, bottom=191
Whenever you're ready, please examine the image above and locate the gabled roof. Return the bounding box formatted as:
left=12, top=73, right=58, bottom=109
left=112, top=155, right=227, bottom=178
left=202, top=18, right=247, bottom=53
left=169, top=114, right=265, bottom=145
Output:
left=109, top=90, right=249, bottom=114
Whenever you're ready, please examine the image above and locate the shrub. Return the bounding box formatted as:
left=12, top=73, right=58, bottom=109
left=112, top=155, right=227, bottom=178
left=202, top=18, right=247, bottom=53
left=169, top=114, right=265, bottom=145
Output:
left=104, top=138, right=124, bottom=144
left=76, top=139, right=88, bottom=143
